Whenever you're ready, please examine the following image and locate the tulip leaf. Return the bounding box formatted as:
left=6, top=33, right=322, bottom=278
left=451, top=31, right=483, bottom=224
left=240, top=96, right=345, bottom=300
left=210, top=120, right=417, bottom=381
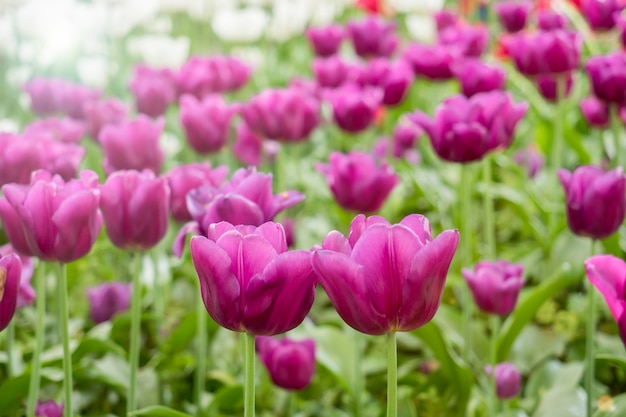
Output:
left=129, top=405, right=193, bottom=417
left=593, top=393, right=626, bottom=417
left=497, top=264, right=583, bottom=362
left=595, top=354, right=626, bottom=372
left=72, top=337, right=126, bottom=361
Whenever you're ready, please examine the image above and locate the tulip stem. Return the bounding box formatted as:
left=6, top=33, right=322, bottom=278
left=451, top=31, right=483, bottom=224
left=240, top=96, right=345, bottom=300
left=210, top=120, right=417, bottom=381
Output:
left=552, top=75, right=565, bottom=172
left=244, top=332, right=256, bottom=417
left=489, top=315, right=501, bottom=417
left=611, top=104, right=623, bottom=169
left=586, top=240, right=600, bottom=417
left=6, top=318, right=15, bottom=378
left=27, top=263, right=45, bottom=417
left=128, top=252, right=143, bottom=414
left=460, top=163, right=474, bottom=365
left=386, top=332, right=398, bottom=417
left=195, top=287, right=207, bottom=415
left=482, top=156, right=496, bottom=260
left=58, top=262, right=73, bottom=417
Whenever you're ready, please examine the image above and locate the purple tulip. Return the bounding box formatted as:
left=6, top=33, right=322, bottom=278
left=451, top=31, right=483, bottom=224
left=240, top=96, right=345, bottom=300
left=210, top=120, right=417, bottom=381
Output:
left=326, top=85, right=382, bottom=133
left=582, top=0, right=624, bottom=31
left=257, top=336, right=316, bottom=390
left=346, top=16, right=398, bottom=58
left=61, top=83, right=101, bottom=120
left=100, top=170, right=170, bottom=250
left=485, top=363, right=522, bottom=399
left=23, top=78, right=66, bottom=116
left=616, top=13, right=626, bottom=48
left=165, top=163, right=228, bottom=222
left=316, top=151, right=399, bottom=213
left=0, top=245, right=35, bottom=309
left=280, top=218, right=296, bottom=248
left=35, top=401, right=64, bottom=417
left=241, top=88, right=319, bottom=142
left=494, top=1, right=532, bottom=33
left=356, top=58, right=414, bottom=106
left=434, top=10, right=460, bottom=32
left=537, top=9, right=569, bottom=31
left=558, top=165, right=626, bottom=239
left=585, top=52, right=626, bottom=105
left=0, top=170, right=102, bottom=262
left=0, top=254, right=20, bottom=332
left=87, top=282, right=132, bottom=324
left=23, top=117, right=85, bottom=144
left=452, top=59, right=507, bottom=97
left=312, top=214, right=459, bottom=335
left=462, top=260, right=524, bottom=316
left=232, top=122, right=280, bottom=167
left=179, top=94, right=239, bottom=154
left=513, top=147, right=544, bottom=178
left=83, top=98, right=129, bottom=140
left=438, top=24, right=489, bottom=58
left=409, top=91, right=528, bottom=163
left=129, top=64, right=177, bottom=117
left=176, top=56, right=251, bottom=99
left=403, top=43, right=462, bottom=80
left=506, top=30, right=582, bottom=76
left=99, top=115, right=165, bottom=174
left=391, top=121, right=422, bottom=159
left=190, top=221, right=317, bottom=335
left=306, top=24, right=344, bottom=57
left=312, top=55, right=357, bottom=89
left=0, top=133, right=45, bottom=186
left=535, top=72, right=574, bottom=102
left=23, top=136, right=85, bottom=182
left=580, top=96, right=610, bottom=128
left=585, top=254, right=626, bottom=347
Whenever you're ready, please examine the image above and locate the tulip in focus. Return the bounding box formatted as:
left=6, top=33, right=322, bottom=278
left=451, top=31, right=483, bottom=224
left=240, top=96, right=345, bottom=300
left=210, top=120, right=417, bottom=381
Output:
left=0, top=254, right=20, bottom=332
left=257, top=336, right=316, bottom=390
left=129, top=64, right=177, bottom=117
left=312, top=214, right=459, bottom=335
left=87, top=282, right=132, bottom=324
left=580, top=96, right=610, bottom=128
left=346, top=16, right=398, bottom=58
left=494, top=0, right=532, bottom=33
left=558, top=165, right=626, bottom=240
left=190, top=222, right=317, bottom=335
left=485, top=363, right=522, bottom=399
left=452, top=59, right=507, bottom=97
left=179, top=94, right=239, bottom=154
left=462, top=260, right=524, bottom=316
left=306, top=24, right=344, bottom=57
left=35, top=400, right=64, bottom=417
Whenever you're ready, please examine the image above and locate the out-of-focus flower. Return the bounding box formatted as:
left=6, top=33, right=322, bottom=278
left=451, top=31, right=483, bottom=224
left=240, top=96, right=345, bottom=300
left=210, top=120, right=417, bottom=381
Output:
left=356, top=58, right=414, bottom=106
left=616, top=13, right=626, bottom=48
left=585, top=52, right=626, bottom=105
left=326, top=85, right=382, bottom=133
left=434, top=9, right=460, bottom=32
left=129, top=64, right=177, bottom=118
left=232, top=122, right=281, bottom=167
left=0, top=245, right=35, bottom=309
left=403, top=43, right=461, bottom=80
left=176, top=56, right=251, bottom=99
left=23, top=118, right=85, bottom=144
left=581, top=0, right=624, bottom=31
left=62, top=84, right=101, bottom=120
left=558, top=165, right=626, bottom=239
left=190, top=222, right=317, bottom=335
left=83, top=98, right=129, bottom=140
left=409, top=92, right=528, bottom=163
left=316, top=151, right=399, bottom=213
left=580, top=96, right=610, bottom=128
left=23, top=78, right=100, bottom=119
left=99, top=115, right=164, bottom=174
left=506, top=30, right=582, bottom=76
left=0, top=254, right=20, bottom=332
left=513, top=146, right=544, bottom=178
left=0, top=170, right=102, bottom=262
left=35, top=400, right=63, bottom=417
left=313, top=55, right=357, bottom=88
left=257, top=336, right=316, bottom=390
left=462, top=260, right=524, bottom=316
left=485, top=363, right=522, bottom=399
left=86, top=282, right=132, bottom=324
left=179, top=94, right=239, bottom=154
left=494, top=0, right=532, bottom=33
left=100, top=170, right=170, bottom=250
left=391, top=121, right=422, bottom=159
left=306, top=24, right=344, bottom=57
left=537, top=9, right=569, bottom=31
left=452, top=59, right=507, bottom=97
left=280, top=218, right=296, bottom=247
left=535, top=73, right=574, bottom=102
left=312, top=214, right=459, bottom=335
left=346, top=15, right=398, bottom=58
left=165, top=163, right=229, bottom=222
left=438, top=24, right=489, bottom=57
left=211, top=7, right=269, bottom=43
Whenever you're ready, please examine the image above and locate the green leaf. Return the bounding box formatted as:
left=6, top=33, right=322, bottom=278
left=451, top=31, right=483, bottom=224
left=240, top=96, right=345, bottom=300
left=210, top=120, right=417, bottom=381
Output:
left=0, top=374, right=29, bottom=412
left=72, top=337, right=126, bottom=362
left=130, top=405, right=193, bottom=417
left=596, top=354, right=626, bottom=372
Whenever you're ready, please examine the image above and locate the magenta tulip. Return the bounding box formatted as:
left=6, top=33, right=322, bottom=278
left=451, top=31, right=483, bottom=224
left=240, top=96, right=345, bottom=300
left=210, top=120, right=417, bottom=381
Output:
left=452, top=59, right=507, bottom=97
left=535, top=73, right=573, bottom=102
left=513, top=147, right=544, bottom=179
left=580, top=96, right=610, bottom=128
left=0, top=245, right=34, bottom=309
left=506, top=30, right=582, bottom=76
left=356, top=58, right=414, bottom=106
left=306, top=24, right=344, bottom=57
left=83, top=98, right=129, bottom=140
left=35, top=401, right=64, bottom=417
left=326, top=85, right=381, bottom=133
left=313, top=55, right=357, bottom=89
left=462, top=260, right=524, bottom=316
left=494, top=0, right=532, bottom=33
left=585, top=52, right=626, bottom=105
left=537, top=9, right=569, bottom=31
left=403, top=43, right=461, bottom=81
left=176, top=55, right=251, bottom=99
left=581, top=0, right=624, bottom=31
left=438, top=24, right=489, bottom=58
left=129, top=64, right=177, bottom=117
left=232, top=122, right=280, bottom=167
left=485, top=363, right=522, bottom=399
left=346, top=16, right=398, bottom=58
left=0, top=254, right=21, bottom=332
left=87, top=282, right=132, bottom=324
left=257, top=336, right=316, bottom=390
left=179, top=94, right=239, bottom=154
left=24, top=117, right=85, bottom=144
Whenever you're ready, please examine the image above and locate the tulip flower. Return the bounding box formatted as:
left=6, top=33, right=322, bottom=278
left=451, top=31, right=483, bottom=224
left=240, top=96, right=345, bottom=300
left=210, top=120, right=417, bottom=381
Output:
left=485, top=363, right=522, bottom=399
left=585, top=52, right=626, bottom=105
left=403, top=43, right=461, bottom=80
left=346, top=16, right=398, bottom=58
left=0, top=170, right=102, bottom=262
left=306, top=24, right=344, bottom=57
left=312, top=55, right=357, bottom=89
left=83, top=98, right=129, bottom=140
left=452, top=59, right=507, bottom=97
left=356, top=59, right=414, bottom=106
left=584, top=255, right=626, bottom=347
left=23, top=78, right=66, bottom=116
left=558, top=165, right=626, bottom=240
left=505, top=30, right=582, bottom=76
left=179, top=94, right=239, bottom=154
left=129, top=64, right=177, bottom=117
left=257, top=336, right=316, bottom=390
left=0, top=254, right=21, bottom=332
left=581, top=0, right=624, bottom=31
left=190, top=221, right=317, bottom=335
left=176, top=56, right=251, bottom=98
left=99, top=115, right=165, bottom=174
left=537, top=9, right=569, bottom=31
left=434, top=10, right=460, bottom=32
left=86, top=282, right=132, bottom=324
left=232, top=122, right=280, bottom=167
left=61, top=83, right=100, bottom=120
left=535, top=73, right=574, bottom=102
left=580, top=97, right=610, bottom=128
left=409, top=91, right=528, bottom=163
left=316, top=151, right=399, bottom=213
left=391, top=121, right=422, bottom=159
left=438, top=24, right=489, bottom=58
left=35, top=400, right=64, bottom=417
left=462, top=260, right=524, bottom=316
left=165, top=163, right=229, bottom=222
left=0, top=245, right=35, bottom=309
left=312, top=214, right=459, bottom=335
left=325, top=85, right=382, bottom=133
left=494, top=1, right=532, bottom=33
left=23, top=117, right=85, bottom=144
left=100, top=170, right=170, bottom=250
left=513, top=147, right=544, bottom=179
left=616, top=13, right=626, bottom=48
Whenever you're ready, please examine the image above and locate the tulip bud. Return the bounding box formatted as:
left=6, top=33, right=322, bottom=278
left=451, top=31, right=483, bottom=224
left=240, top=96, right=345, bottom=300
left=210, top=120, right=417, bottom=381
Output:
left=179, top=94, right=238, bottom=154
left=306, top=24, right=344, bottom=57
left=87, top=282, right=132, bottom=324
left=462, top=260, right=524, bottom=316
left=129, top=64, right=177, bottom=117
left=580, top=97, right=610, bottom=128
left=403, top=43, right=461, bottom=81
left=581, top=0, right=624, bottom=31
left=257, top=336, right=316, bottom=390
left=494, top=1, right=532, bottom=33
left=326, top=85, right=382, bottom=133
left=452, top=59, right=506, bottom=97
left=585, top=53, right=626, bottom=105
left=485, top=363, right=522, bottom=399
left=346, top=16, right=398, bottom=58
left=537, top=9, right=569, bottom=31
left=0, top=254, right=21, bottom=332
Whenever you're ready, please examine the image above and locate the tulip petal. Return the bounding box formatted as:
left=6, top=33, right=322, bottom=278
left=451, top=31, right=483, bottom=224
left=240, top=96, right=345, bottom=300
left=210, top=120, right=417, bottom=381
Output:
left=52, top=190, right=102, bottom=262
left=172, top=221, right=200, bottom=258
left=216, top=232, right=278, bottom=289
left=0, top=254, right=21, bottom=332
left=322, top=230, right=351, bottom=255
left=203, top=194, right=265, bottom=227
left=585, top=255, right=626, bottom=322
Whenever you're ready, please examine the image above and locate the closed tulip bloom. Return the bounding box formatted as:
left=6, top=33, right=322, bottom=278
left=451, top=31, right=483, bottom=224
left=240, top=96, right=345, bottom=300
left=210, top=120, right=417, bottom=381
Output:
left=409, top=92, right=528, bottom=163
left=99, top=115, right=165, bottom=174
left=100, top=170, right=170, bottom=250
left=434, top=10, right=460, bottom=32
left=24, top=117, right=85, bottom=144
left=356, top=59, right=414, bottom=106
left=585, top=53, right=626, bottom=105
left=35, top=400, right=64, bottom=417
left=232, top=122, right=280, bottom=167
left=129, top=64, right=177, bottom=117
left=585, top=255, right=626, bottom=347
left=0, top=245, right=35, bottom=309
left=241, top=88, right=319, bottom=142
left=326, top=85, right=382, bottom=133
left=0, top=133, right=45, bottom=186
left=23, top=78, right=66, bottom=115
left=0, top=254, right=20, bottom=332
left=176, top=56, right=251, bottom=99
left=485, top=363, right=522, bottom=399
left=403, top=43, right=462, bottom=80
left=438, top=24, right=489, bottom=58
left=558, top=165, right=626, bottom=239
left=535, top=73, right=574, bottom=102
left=506, top=30, right=582, bottom=76
left=0, top=170, right=102, bottom=262
left=83, top=98, right=129, bottom=140
left=87, top=282, right=132, bottom=324
left=452, top=59, right=507, bottom=97
left=392, top=121, right=422, bottom=158
left=312, top=214, right=459, bottom=335
left=190, top=221, right=317, bottom=335
left=179, top=94, right=239, bottom=154
left=316, top=151, right=399, bottom=213
left=257, top=336, right=316, bottom=390
left=313, top=55, right=357, bottom=88
left=537, top=9, right=569, bottom=31
left=61, top=83, right=100, bottom=120
left=513, top=147, right=544, bottom=179
left=494, top=1, right=532, bottom=33
left=306, top=24, right=344, bottom=57
left=462, top=260, right=524, bottom=316
left=346, top=16, right=399, bottom=58
left=580, top=96, right=610, bottom=128
left=582, top=0, right=624, bottom=31
left=165, top=163, right=228, bottom=222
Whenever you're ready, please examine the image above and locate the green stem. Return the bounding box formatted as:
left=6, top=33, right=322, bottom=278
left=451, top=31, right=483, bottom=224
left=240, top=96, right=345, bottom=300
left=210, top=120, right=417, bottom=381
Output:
left=482, top=156, right=496, bottom=260
left=352, top=327, right=363, bottom=417
left=195, top=288, right=207, bottom=415
left=386, top=332, right=398, bottom=417
left=27, top=263, right=46, bottom=417
left=586, top=240, right=600, bottom=417
left=58, top=262, right=72, bottom=417
left=549, top=76, right=566, bottom=239
left=6, top=318, right=15, bottom=378
left=128, top=252, right=143, bottom=414
left=244, top=332, right=256, bottom=417
left=611, top=105, right=623, bottom=169
left=489, top=315, right=501, bottom=417
left=460, top=163, right=474, bottom=365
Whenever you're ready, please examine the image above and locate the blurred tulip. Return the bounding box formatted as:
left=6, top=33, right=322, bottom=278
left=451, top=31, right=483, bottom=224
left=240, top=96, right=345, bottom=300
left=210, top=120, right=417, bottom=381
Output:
left=62, top=83, right=101, bottom=120
left=0, top=170, right=102, bottom=262
left=0, top=245, right=34, bottom=309
left=312, top=214, right=459, bottom=335
left=232, top=122, right=280, bottom=167
left=129, top=64, right=177, bottom=117
left=506, top=30, right=582, bottom=76
left=23, top=78, right=66, bottom=116
left=462, top=260, right=524, bottom=316
left=316, top=151, right=399, bottom=213
left=326, top=85, right=382, bottom=133
left=313, top=55, right=357, bottom=88
left=306, top=24, right=344, bottom=57
left=485, top=363, right=522, bottom=399
left=616, top=13, right=626, bottom=48
left=35, top=400, right=63, bottom=417
left=257, top=336, right=316, bottom=390
left=83, top=98, right=129, bottom=140
left=581, top=0, right=624, bottom=31
left=537, top=9, right=569, bottom=31
left=87, top=282, right=131, bottom=324
left=434, top=9, right=460, bottom=32
left=346, top=15, right=398, bottom=58
left=535, top=73, right=574, bottom=102
left=176, top=56, right=251, bottom=98
left=23, top=118, right=85, bottom=144
left=179, top=94, right=239, bottom=154
left=0, top=254, right=20, bottom=332
left=580, top=96, right=610, bottom=128
left=585, top=52, right=626, bottom=105
left=99, top=115, right=165, bottom=174
left=513, top=147, right=544, bottom=178
left=391, top=121, right=422, bottom=158
left=452, top=59, right=507, bottom=97
left=558, top=165, right=626, bottom=239
left=190, top=222, right=317, bottom=335
left=438, top=24, right=489, bottom=57
left=494, top=1, right=532, bottom=33
left=403, top=43, right=461, bottom=80
left=100, top=170, right=170, bottom=250
left=356, top=59, right=414, bottom=106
